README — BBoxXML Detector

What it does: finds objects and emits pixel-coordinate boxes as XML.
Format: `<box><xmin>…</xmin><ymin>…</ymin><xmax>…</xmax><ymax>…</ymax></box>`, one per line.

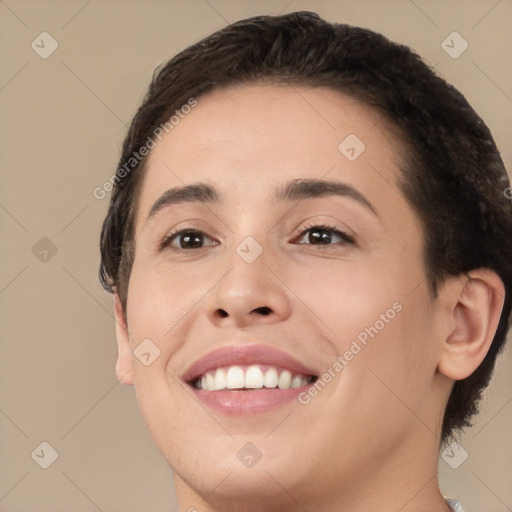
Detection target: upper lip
<box><xmin>183</xmin><ymin>344</ymin><xmax>319</xmax><ymax>384</ymax></box>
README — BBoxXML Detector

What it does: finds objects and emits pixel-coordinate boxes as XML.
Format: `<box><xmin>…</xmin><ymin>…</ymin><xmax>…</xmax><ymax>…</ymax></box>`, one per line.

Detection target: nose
<box><xmin>207</xmin><ymin>248</ymin><xmax>292</xmax><ymax>328</ymax></box>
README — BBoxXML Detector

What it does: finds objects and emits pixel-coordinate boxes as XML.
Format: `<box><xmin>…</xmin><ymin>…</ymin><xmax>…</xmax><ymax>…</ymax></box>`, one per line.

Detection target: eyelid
<box><xmin>159</xmin><ymin>226</ymin><xmax>218</xmax><ymax>251</ymax></box>
<box><xmin>290</xmin><ymin>220</ymin><xmax>356</xmax><ymax>245</ymax></box>
<box><xmin>155</xmin><ymin>217</ymin><xmax>220</xmax><ymax>248</ymax></box>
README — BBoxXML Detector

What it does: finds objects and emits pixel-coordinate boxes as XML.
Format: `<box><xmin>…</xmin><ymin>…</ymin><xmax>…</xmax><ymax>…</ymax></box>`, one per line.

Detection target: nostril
<box><xmin>253</xmin><ymin>306</ymin><xmax>272</xmax><ymax>316</ymax></box>
<box><xmin>213</xmin><ymin>306</ymin><xmax>274</xmax><ymax>321</ymax></box>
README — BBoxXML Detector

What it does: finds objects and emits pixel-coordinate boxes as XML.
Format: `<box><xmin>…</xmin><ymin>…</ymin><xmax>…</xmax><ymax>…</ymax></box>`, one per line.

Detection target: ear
<box><xmin>114</xmin><ymin>293</ymin><xmax>134</xmax><ymax>385</ymax></box>
<box><xmin>437</xmin><ymin>269</ymin><xmax>505</xmax><ymax>380</ymax></box>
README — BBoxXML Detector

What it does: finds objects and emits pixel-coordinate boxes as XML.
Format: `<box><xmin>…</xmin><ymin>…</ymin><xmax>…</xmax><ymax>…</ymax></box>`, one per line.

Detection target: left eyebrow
<box><xmin>273</xmin><ymin>178</ymin><xmax>379</xmax><ymax>216</ymax></box>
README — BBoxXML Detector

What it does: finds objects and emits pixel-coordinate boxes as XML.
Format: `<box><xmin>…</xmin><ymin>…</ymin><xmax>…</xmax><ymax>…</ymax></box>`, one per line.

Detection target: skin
<box><xmin>113</xmin><ymin>83</ymin><xmax>504</xmax><ymax>512</ymax></box>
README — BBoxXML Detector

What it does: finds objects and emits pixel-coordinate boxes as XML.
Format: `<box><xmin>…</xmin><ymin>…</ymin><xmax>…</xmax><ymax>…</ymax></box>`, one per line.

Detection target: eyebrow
<box><xmin>274</xmin><ymin>178</ymin><xmax>378</xmax><ymax>216</ymax></box>
<box><xmin>146</xmin><ymin>183</ymin><xmax>218</xmax><ymax>222</ymax></box>
<box><xmin>144</xmin><ymin>177</ymin><xmax>378</xmax><ymax>227</ymax></box>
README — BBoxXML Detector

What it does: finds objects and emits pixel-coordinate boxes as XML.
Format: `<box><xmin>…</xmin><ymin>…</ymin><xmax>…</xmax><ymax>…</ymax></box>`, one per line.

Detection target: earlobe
<box><xmin>114</xmin><ymin>293</ymin><xmax>134</xmax><ymax>385</ymax></box>
<box><xmin>437</xmin><ymin>269</ymin><xmax>505</xmax><ymax>381</ymax></box>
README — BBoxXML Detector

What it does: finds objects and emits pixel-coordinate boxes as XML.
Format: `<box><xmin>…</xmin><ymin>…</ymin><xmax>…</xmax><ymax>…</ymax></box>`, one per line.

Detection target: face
<box><xmin>116</xmin><ymin>84</ymin><xmax>450</xmax><ymax>509</ymax></box>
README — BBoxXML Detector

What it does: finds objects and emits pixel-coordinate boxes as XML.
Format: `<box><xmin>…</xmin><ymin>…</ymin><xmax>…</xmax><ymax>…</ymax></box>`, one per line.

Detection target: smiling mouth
<box><xmin>189</xmin><ymin>364</ymin><xmax>317</xmax><ymax>391</ymax></box>
<box><xmin>182</xmin><ymin>344</ymin><xmax>320</xmax><ymax>414</ymax></box>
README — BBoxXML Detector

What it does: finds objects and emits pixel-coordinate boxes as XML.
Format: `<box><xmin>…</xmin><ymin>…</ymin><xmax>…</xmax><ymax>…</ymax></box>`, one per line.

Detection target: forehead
<box><xmin>134</xmin><ymin>83</ymin><xmax>409</xmax><ymax>234</ymax></box>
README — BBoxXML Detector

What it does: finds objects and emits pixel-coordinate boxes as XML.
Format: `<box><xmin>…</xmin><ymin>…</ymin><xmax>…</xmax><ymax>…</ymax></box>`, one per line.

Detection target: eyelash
<box><xmin>291</xmin><ymin>223</ymin><xmax>355</xmax><ymax>246</ymax></box>
<box><xmin>160</xmin><ymin>223</ymin><xmax>354</xmax><ymax>251</ymax></box>
<box><xmin>160</xmin><ymin>227</ymin><xmax>218</xmax><ymax>251</ymax></box>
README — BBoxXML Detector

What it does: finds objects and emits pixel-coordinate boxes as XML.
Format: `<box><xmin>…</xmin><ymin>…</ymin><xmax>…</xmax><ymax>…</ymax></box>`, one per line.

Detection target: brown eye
<box><xmin>163</xmin><ymin>230</ymin><xmax>218</xmax><ymax>250</ymax></box>
<box><xmin>294</xmin><ymin>225</ymin><xmax>354</xmax><ymax>246</ymax></box>
<box><xmin>307</xmin><ymin>228</ymin><xmax>334</xmax><ymax>244</ymax></box>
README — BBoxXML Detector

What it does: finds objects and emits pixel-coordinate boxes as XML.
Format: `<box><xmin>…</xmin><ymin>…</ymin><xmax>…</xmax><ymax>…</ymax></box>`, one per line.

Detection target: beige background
<box><xmin>0</xmin><ymin>1</ymin><xmax>511</xmax><ymax>511</ymax></box>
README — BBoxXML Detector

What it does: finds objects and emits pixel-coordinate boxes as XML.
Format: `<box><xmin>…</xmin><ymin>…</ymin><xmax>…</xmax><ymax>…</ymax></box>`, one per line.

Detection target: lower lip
<box><xmin>188</xmin><ymin>385</ymin><xmax>311</xmax><ymax>415</ymax></box>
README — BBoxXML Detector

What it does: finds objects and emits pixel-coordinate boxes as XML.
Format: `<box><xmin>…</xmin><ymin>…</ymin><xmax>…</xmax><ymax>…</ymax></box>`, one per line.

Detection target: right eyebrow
<box><xmin>144</xmin><ymin>183</ymin><xmax>219</xmax><ymax>226</ymax></box>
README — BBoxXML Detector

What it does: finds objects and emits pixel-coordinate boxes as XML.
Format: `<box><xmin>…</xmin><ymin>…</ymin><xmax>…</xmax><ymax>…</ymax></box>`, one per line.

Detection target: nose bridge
<box><xmin>208</xmin><ymin>238</ymin><xmax>291</xmax><ymax>326</ymax></box>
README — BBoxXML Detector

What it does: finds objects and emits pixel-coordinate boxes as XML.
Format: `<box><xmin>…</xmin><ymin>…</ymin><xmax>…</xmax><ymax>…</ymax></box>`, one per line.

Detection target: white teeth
<box><xmin>196</xmin><ymin>365</ymin><xmax>311</xmax><ymax>391</ymax></box>
<box><xmin>291</xmin><ymin>374</ymin><xmax>303</xmax><ymax>389</ymax></box>
<box><xmin>226</xmin><ymin>366</ymin><xmax>245</xmax><ymax>389</ymax></box>
<box><xmin>278</xmin><ymin>370</ymin><xmax>292</xmax><ymax>390</ymax></box>
<box><xmin>245</xmin><ymin>365</ymin><xmax>264</xmax><ymax>389</ymax></box>
<box><xmin>213</xmin><ymin>368</ymin><xmax>226</xmax><ymax>390</ymax></box>
<box><xmin>263</xmin><ymin>367</ymin><xmax>278</xmax><ymax>388</ymax></box>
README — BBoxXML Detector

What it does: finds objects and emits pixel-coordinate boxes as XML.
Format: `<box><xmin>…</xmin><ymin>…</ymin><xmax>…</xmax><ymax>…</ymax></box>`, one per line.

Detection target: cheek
<box><xmin>124</xmin><ymin>261</ymin><xmax>210</xmax><ymax>445</ymax></box>
<box><xmin>357</xmin><ymin>285</ymin><xmax>439</xmax><ymax>415</ymax></box>
<box><xmin>283</xmin><ymin>259</ymin><xmax>400</xmax><ymax>346</ymax></box>
<box><xmin>127</xmin><ymin>258</ymin><xmax>206</xmax><ymax>332</ymax></box>
<box><xmin>125</xmin><ymin>258</ymin><xmax>212</xmax><ymax>386</ymax></box>
<box><xmin>285</xmin><ymin>253</ymin><xmax>434</xmax><ymax>390</ymax></box>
